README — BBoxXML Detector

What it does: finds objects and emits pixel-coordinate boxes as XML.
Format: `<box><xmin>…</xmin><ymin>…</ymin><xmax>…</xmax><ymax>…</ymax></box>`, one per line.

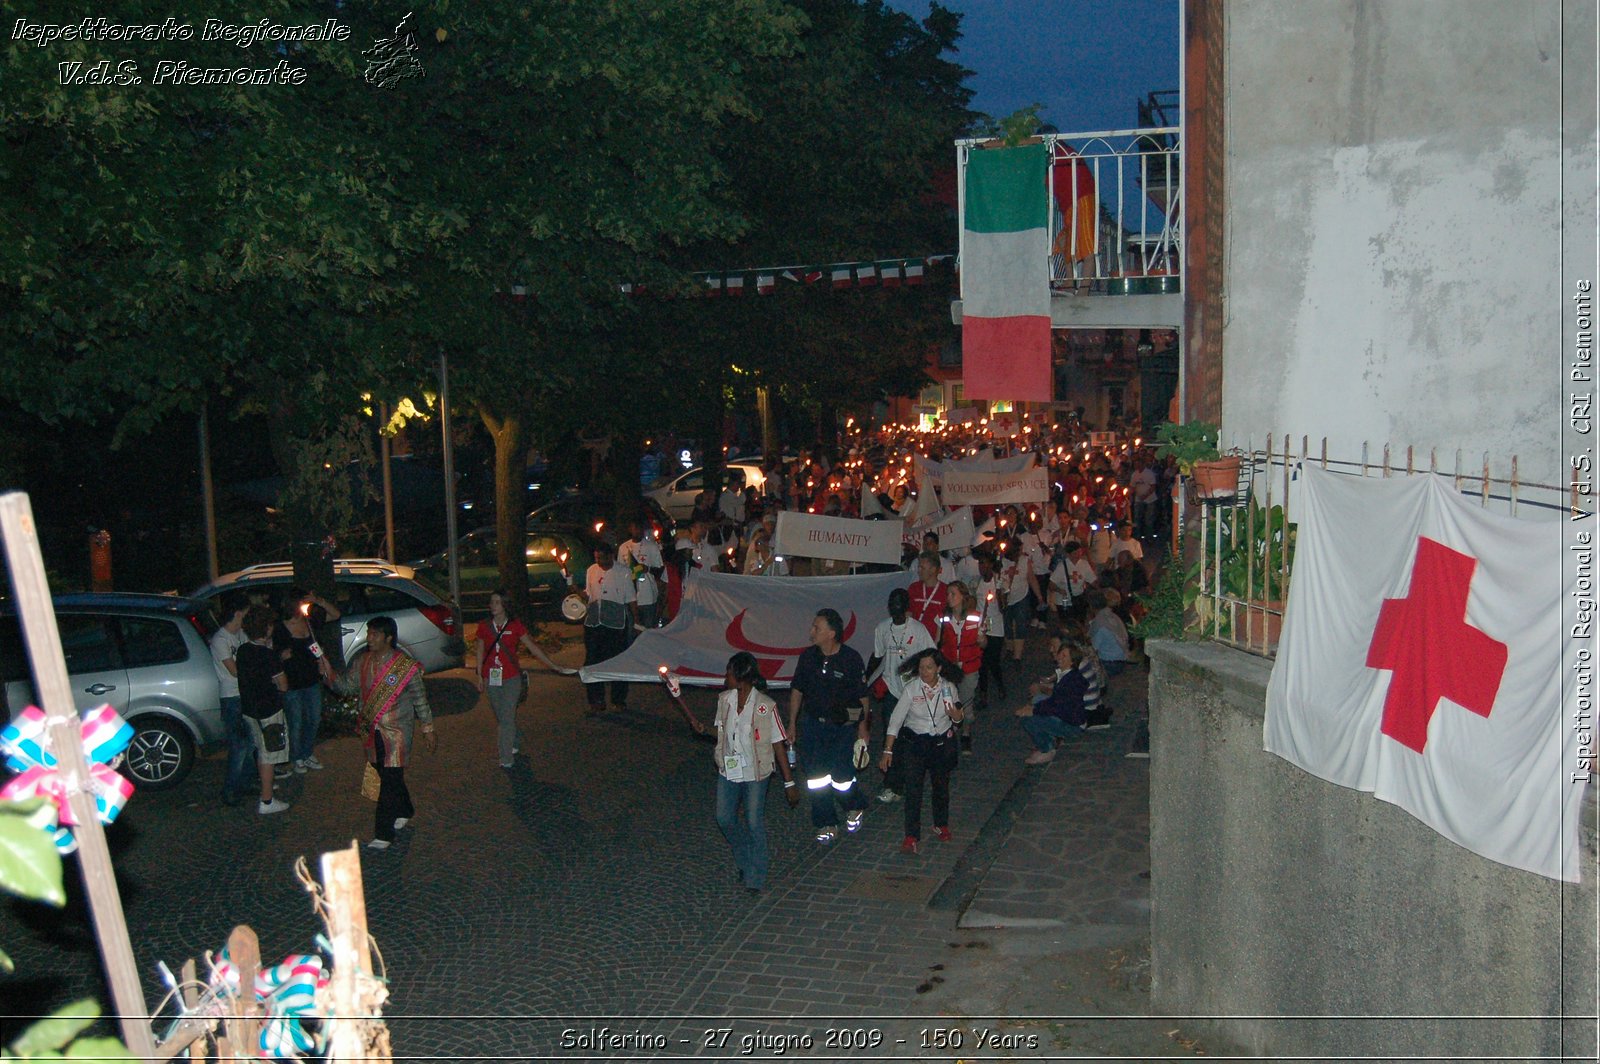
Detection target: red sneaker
<box><xmin>900</xmin><ymin>835</ymin><xmax>919</xmax><ymax>854</ymax></box>
<box><xmin>935</xmin><ymin>826</ymin><xmax>952</xmax><ymax>843</ymax></box>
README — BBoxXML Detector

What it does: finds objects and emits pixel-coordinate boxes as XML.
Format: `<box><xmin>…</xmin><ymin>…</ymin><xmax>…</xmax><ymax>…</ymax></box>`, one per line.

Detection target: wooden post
<box><xmin>0</xmin><ymin>493</ymin><xmax>159</xmax><ymax>1063</ymax></box>
<box><xmin>223</xmin><ymin>925</ymin><xmax>261</xmax><ymax>1062</ymax></box>
<box><xmin>322</xmin><ymin>843</ymin><xmax>391</xmax><ymax>1064</ymax></box>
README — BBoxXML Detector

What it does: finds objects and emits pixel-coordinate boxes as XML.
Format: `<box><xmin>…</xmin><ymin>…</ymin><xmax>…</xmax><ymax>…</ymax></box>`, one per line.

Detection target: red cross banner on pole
<box><xmin>1264</xmin><ymin>465</ymin><xmax>1584</xmax><ymax>882</ymax></box>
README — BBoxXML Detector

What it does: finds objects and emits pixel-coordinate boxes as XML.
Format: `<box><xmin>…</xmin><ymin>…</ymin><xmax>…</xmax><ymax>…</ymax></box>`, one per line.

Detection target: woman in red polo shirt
<box><xmin>937</xmin><ymin>581</ymin><xmax>985</xmax><ymax>752</ymax></box>
<box><xmin>476</xmin><ymin>589</ymin><xmax>573</xmax><ymax>768</ymax></box>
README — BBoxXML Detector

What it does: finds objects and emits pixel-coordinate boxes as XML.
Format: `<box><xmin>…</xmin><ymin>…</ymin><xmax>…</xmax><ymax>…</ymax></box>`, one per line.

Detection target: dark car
<box><xmin>1</xmin><ymin>594</ymin><xmax>222</xmax><ymax>790</ymax></box>
<box><xmin>527</xmin><ymin>492</ymin><xmax>675</xmax><ymax>544</ymax></box>
<box><xmin>409</xmin><ymin>523</ymin><xmax>602</xmax><ymax>617</ymax></box>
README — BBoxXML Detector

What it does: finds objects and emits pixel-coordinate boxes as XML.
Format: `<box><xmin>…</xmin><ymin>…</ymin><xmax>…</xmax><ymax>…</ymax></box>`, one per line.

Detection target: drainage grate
<box><xmin>841</xmin><ymin>871</ymin><xmax>943</xmax><ymax>904</ymax></box>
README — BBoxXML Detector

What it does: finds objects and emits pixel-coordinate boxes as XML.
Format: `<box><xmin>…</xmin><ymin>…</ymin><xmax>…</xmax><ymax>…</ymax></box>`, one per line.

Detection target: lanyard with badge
<box><xmin>486</xmin><ymin>621</ymin><xmax>510</xmax><ymax>687</ymax></box>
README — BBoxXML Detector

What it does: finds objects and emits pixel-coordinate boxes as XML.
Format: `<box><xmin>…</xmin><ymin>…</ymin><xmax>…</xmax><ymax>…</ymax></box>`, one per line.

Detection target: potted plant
<box><xmin>1195</xmin><ymin>498</ymin><xmax>1296</xmax><ymax>649</ymax></box>
<box><xmin>1153</xmin><ymin>420</ymin><xmax>1239</xmax><ymax>499</ymax></box>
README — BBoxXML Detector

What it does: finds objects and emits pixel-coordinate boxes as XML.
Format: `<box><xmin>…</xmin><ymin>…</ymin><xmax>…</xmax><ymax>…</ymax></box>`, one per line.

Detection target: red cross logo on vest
<box><xmin>1365</xmin><ymin>537</ymin><xmax>1508</xmax><ymax>753</ymax></box>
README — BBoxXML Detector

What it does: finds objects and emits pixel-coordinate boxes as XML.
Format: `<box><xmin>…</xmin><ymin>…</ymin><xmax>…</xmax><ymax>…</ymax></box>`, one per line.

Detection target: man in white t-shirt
<box><xmin>620</xmin><ymin>518</ymin><xmax>665</xmax><ymax>629</ymax></box>
<box><xmin>583</xmin><ymin>543</ymin><xmax>637</xmax><ymax>714</ymax></box>
<box><xmin>209</xmin><ymin>591</ymin><xmax>257</xmax><ymax>807</ymax></box>
<box><xmin>1111</xmin><ymin>523</ymin><xmax>1145</xmax><ymax>567</ymax></box>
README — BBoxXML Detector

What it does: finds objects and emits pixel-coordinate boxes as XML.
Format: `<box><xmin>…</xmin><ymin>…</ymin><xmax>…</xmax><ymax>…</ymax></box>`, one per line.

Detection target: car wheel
<box><xmin>121</xmin><ymin>716</ymin><xmax>194</xmax><ymax>790</ymax></box>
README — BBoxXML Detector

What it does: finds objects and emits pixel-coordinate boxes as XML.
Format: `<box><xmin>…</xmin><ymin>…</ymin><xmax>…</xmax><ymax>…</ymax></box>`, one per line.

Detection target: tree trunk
<box><xmin>702</xmin><ymin>362</ymin><xmax>727</xmax><ymax>497</ymax></box>
<box><xmin>480</xmin><ymin>405</ymin><xmax>529</xmax><ymax>617</ymax></box>
<box><xmin>756</xmin><ymin>385</ymin><xmax>779</xmax><ymax>459</ymax></box>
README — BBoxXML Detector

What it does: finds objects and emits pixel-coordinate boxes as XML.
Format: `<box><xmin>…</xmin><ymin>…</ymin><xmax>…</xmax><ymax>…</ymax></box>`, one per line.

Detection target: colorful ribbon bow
<box><xmin>0</xmin><ymin>705</ymin><xmax>135</xmax><ymax>854</ymax></box>
<box><xmin>208</xmin><ymin>949</ymin><xmax>331</xmax><ymax>1058</ymax></box>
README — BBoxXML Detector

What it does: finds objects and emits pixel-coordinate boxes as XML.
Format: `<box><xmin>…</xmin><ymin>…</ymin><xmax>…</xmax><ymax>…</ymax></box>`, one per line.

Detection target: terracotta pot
<box><xmin>1191</xmin><ymin>456</ymin><xmax>1240</xmax><ymax>499</ymax></box>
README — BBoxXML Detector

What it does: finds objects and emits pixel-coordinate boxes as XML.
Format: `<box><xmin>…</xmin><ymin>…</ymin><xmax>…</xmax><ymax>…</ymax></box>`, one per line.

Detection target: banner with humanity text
<box><xmin>773</xmin><ymin>510</ymin><xmax>904</xmax><ymax>565</ymax></box>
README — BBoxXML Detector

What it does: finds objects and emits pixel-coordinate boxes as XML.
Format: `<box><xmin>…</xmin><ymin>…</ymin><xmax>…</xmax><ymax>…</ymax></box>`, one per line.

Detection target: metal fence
<box><xmin>955</xmin><ymin>127</ymin><xmax>1181</xmax><ymax>291</ymax></box>
<box><xmin>1192</xmin><ymin>436</ymin><xmax>1574</xmax><ymax>658</ymax></box>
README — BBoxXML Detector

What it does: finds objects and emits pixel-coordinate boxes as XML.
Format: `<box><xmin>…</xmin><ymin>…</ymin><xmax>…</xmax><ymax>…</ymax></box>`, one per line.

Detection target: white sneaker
<box><xmin>393</xmin><ymin>817</ymin><xmax>410</xmax><ymax>831</ymax></box>
<box><xmin>366</xmin><ymin>838</ymin><xmax>391</xmax><ymax>851</ymax></box>
<box><xmin>876</xmin><ymin>789</ymin><xmax>902</xmax><ymax>804</ymax></box>
<box><xmin>815</xmin><ymin>827</ymin><xmax>839</xmax><ymax>845</ymax></box>
<box><xmin>303</xmin><ymin>756</ymin><xmax>325</xmax><ymax>771</ymax></box>
<box><xmin>258</xmin><ymin>798</ymin><xmax>291</xmax><ymax>815</ymax></box>
<box><xmin>292</xmin><ymin>760</ymin><xmax>308</xmax><ymax>774</ymax></box>
<box><xmin>845</xmin><ymin>810</ymin><xmax>865</xmax><ymax>833</ymax></box>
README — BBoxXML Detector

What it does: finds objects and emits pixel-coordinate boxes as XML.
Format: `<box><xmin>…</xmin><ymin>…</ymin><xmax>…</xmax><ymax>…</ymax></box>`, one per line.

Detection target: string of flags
<box><xmin>666</xmin><ymin>254</ymin><xmax>954</xmax><ymax>297</ymax></box>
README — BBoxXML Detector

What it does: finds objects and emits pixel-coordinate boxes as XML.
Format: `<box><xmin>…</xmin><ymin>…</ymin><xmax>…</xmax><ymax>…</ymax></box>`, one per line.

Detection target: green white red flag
<box><xmin>961</xmin><ymin>144</ymin><xmax>1052</xmax><ymax>401</ymax></box>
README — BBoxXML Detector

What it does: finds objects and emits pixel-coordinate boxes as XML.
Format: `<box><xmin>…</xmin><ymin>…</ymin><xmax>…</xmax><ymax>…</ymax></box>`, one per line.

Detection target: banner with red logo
<box><xmin>578</xmin><ymin>569</ymin><xmax>904</xmax><ymax>688</ymax></box>
<box><xmin>1264</xmin><ymin>466</ymin><xmax>1582</xmax><ymax>881</ymax></box>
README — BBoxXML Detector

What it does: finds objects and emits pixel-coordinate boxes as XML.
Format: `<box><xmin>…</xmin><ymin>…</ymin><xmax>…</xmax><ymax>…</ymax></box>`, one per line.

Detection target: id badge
<box><xmin>724</xmin><ymin>754</ymin><xmax>746</xmax><ymax>774</ymax></box>
<box><xmin>488</xmin><ymin>666</ymin><xmax>504</xmax><ymax>687</ymax></box>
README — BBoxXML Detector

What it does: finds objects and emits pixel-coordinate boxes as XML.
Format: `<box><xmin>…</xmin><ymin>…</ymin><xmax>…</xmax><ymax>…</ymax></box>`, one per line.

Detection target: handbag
<box><xmin>361</xmin><ymin>762</ymin><xmax>381</xmax><ymax>802</ymax></box>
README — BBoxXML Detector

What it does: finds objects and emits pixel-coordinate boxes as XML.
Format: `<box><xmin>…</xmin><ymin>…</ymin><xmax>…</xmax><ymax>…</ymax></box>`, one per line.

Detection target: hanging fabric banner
<box><xmin>961</xmin><ymin>143</ymin><xmax>1052</xmax><ymax>402</ymax></box>
<box><xmin>1264</xmin><ymin>466</ymin><xmax>1581</xmax><ymax>882</ymax></box>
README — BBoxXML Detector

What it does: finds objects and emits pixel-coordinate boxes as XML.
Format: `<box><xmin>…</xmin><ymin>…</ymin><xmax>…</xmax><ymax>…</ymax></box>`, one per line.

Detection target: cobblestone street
<box><xmin>2</xmin><ymin>628</ymin><xmax>1211</xmax><ymax>1061</ymax></box>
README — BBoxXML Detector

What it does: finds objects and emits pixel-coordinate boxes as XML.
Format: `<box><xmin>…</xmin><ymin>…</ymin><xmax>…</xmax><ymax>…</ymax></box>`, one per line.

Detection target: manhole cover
<box><xmin>842</xmin><ymin>871</ymin><xmax>942</xmax><ymax>904</ymax></box>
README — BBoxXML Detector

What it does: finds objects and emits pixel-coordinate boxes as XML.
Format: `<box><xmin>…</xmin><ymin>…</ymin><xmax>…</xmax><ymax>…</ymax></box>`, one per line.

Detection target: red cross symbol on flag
<box><xmin>1365</xmin><ymin>537</ymin><xmax>1509</xmax><ymax>753</ymax></box>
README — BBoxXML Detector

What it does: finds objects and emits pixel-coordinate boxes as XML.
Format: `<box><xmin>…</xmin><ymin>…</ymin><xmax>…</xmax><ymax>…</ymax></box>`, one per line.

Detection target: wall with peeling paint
<box><xmin>1219</xmin><ymin>0</ymin><xmax>1592</xmax><ymax>488</ymax></box>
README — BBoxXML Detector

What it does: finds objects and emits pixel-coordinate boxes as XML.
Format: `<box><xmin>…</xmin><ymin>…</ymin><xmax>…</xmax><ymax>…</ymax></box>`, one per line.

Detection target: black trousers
<box><xmin>977</xmin><ymin>637</ymin><xmax>1007</xmax><ymax>702</ymax></box>
<box><xmin>372</xmin><ymin>733</ymin><xmax>414</xmax><ymax>842</ymax></box>
<box><xmin>584</xmin><ymin>624</ymin><xmax>631</xmax><ymax>707</ymax></box>
<box><xmin>899</xmin><ymin>730</ymin><xmax>951</xmax><ymax>841</ymax></box>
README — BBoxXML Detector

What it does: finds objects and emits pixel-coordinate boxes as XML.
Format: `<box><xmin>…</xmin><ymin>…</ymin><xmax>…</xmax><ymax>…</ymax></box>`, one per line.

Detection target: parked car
<box><xmin>409</xmin><ymin>523</ymin><xmax>602</xmax><ymax>616</ymax></box>
<box><xmin>527</xmin><ymin>491</ymin><xmax>675</xmax><ymax>543</ymax></box>
<box><xmin>646</xmin><ymin>461</ymin><xmax>770</xmax><ymax>522</ymax></box>
<box><xmin>192</xmin><ymin>559</ymin><xmax>465</xmax><ymax>675</ymax></box>
<box><xmin>0</xmin><ymin>594</ymin><xmax>222</xmax><ymax>790</ymax></box>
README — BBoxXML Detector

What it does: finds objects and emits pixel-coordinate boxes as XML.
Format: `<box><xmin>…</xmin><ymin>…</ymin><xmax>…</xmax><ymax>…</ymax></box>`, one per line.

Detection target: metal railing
<box><xmin>1193</xmin><ymin>435</ymin><xmax>1573</xmax><ymax>658</ymax></box>
<box><xmin>955</xmin><ymin>127</ymin><xmax>1181</xmax><ymax>291</ymax></box>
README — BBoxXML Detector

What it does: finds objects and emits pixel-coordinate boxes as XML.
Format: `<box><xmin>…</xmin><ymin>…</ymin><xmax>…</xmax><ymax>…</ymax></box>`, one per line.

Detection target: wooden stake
<box><xmin>223</xmin><ymin>925</ymin><xmax>261</xmax><ymax>1062</ymax></box>
<box><xmin>322</xmin><ymin>843</ymin><xmax>391</xmax><ymax>1064</ymax></box>
<box><xmin>0</xmin><ymin>493</ymin><xmax>159</xmax><ymax>1063</ymax></box>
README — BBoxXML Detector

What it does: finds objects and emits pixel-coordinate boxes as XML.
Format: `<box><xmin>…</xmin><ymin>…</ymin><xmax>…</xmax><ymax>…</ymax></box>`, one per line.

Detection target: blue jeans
<box><xmin>715</xmin><ymin>775</ymin><xmax>771</xmax><ymax>889</ymax></box>
<box><xmin>219</xmin><ymin>696</ymin><xmax>256</xmax><ymax>801</ymax></box>
<box><xmin>283</xmin><ymin>685</ymin><xmax>323</xmax><ymax>762</ymax></box>
<box><xmin>1022</xmin><ymin>714</ymin><xmax>1084</xmax><ymax>752</ymax></box>
<box><xmin>798</xmin><ymin>717</ymin><xmax>868</xmax><ymax>829</ymax></box>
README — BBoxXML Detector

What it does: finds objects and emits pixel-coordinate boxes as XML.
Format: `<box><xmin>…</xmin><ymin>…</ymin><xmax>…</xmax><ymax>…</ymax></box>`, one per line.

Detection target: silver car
<box><xmin>191</xmin><ymin>559</ymin><xmax>465</xmax><ymax>675</ymax></box>
<box><xmin>1</xmin><ymin>594</ymin><xmax>224</xmax><ymax>790</ymax></box>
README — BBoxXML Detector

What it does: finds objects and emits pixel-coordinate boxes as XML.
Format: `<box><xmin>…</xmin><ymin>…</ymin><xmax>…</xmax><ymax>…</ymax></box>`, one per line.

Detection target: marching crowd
<box><xmin>207</xmin><ymin>418</ymin><xmax>1163</xmax><ymax>869</ymax></box>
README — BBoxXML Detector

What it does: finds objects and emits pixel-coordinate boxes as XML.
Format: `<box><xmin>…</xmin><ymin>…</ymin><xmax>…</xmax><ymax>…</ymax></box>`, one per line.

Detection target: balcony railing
<box><xmin>956</xmin><ymin>127</ymin><xmax>1181</xmax><ymax>292</ymax></box>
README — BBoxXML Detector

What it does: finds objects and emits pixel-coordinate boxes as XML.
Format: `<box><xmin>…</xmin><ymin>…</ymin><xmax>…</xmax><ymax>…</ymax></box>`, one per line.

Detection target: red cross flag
<box><xmin>1265</xmin><ymin>465</ymin><xmax>1584</xmax><ymax>881</ymax></box>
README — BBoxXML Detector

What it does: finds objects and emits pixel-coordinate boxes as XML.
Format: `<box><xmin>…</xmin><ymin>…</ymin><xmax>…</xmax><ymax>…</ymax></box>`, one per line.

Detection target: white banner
<box><xmin>1264</xmin><ymin>466</ymin><xmax>1580</xmax><ymax>881</ymax></box>
<box><xmin>939</xmin><ymin>465</ymin><xmax>1050</xmax><ymax>505</ymax></box>
<box><xmin>907</xmin><ymin>506</ymin><xmax>977</xmax><ymax>552</ymax></box>
<box><xmin>578</xmin><ymin>569</ymin><xmax>905</xmax><ymax>688</ymax></box>
<box><xmin>916</xmin><ymin>450</ymin><xmax>1036</xmax><ymax>492</ymax></box>
<box><xmin>772</xmin><ymin>510</ymin><xmax>903</xmax><ymax>565</ymax></box>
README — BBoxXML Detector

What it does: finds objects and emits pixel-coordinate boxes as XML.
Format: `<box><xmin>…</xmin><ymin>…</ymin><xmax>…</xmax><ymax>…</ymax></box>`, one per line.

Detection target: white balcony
<box><xmin>952</xmin><ymin>127</ymin><xmax>1182</xmax><ymax>330</ymax></box>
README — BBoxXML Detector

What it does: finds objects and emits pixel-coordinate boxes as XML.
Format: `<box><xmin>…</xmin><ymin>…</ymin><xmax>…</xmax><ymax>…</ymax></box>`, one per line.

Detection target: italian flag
<box><xmin>961</xmin><ymin>143</ymin><xmax>1052</xmax><ymax>402</ymax></box>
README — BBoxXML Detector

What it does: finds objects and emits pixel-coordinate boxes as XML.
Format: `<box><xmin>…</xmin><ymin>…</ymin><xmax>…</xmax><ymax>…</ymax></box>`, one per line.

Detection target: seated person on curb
<box><xmin>1014</xmin><ymin>641</ymin><xmax>1088</xmax><ymax>765</ymax></box>
<box><xmin>1087</xmin><ymin>589</ymin><xmax>1131</xmax><ymax>676</ymax></box>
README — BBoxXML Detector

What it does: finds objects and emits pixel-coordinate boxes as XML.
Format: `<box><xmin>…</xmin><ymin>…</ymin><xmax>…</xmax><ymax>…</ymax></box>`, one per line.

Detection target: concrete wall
<box><xmin>1148</xmin><ymin>639</ymin><xmax>1597</xmax><ymax>1061</ymax></box>
<box><xmin>1218</xmin><ymin>0</ymin><xmax>1594</xmax><ymax>484</ymax></box>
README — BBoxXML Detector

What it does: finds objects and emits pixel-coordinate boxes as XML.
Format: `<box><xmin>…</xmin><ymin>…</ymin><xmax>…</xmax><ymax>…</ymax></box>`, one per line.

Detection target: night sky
<box><xmin>885</xmin><ymin>0</ymin><xmax>1181</xmax><ymax>132</ymax></box>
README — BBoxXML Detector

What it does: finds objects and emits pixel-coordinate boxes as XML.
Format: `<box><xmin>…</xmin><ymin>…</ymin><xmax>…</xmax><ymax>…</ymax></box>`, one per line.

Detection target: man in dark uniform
<box><xmin>786</xmin><ymin>609</ymin><xmax>871</xmax><ymax>845</ymax></box>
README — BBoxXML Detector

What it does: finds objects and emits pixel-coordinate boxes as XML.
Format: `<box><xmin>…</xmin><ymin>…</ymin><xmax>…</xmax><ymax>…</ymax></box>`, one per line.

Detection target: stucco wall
<box><xmin>1147</xmin><ymin>639</ymin><xmax>1597</xmax><ymax>1060</ymax></box>
<box><xmin>1218</xmin><ymin>0</ymin><xmax>1593</xmax><ymax>485</ymax></box>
